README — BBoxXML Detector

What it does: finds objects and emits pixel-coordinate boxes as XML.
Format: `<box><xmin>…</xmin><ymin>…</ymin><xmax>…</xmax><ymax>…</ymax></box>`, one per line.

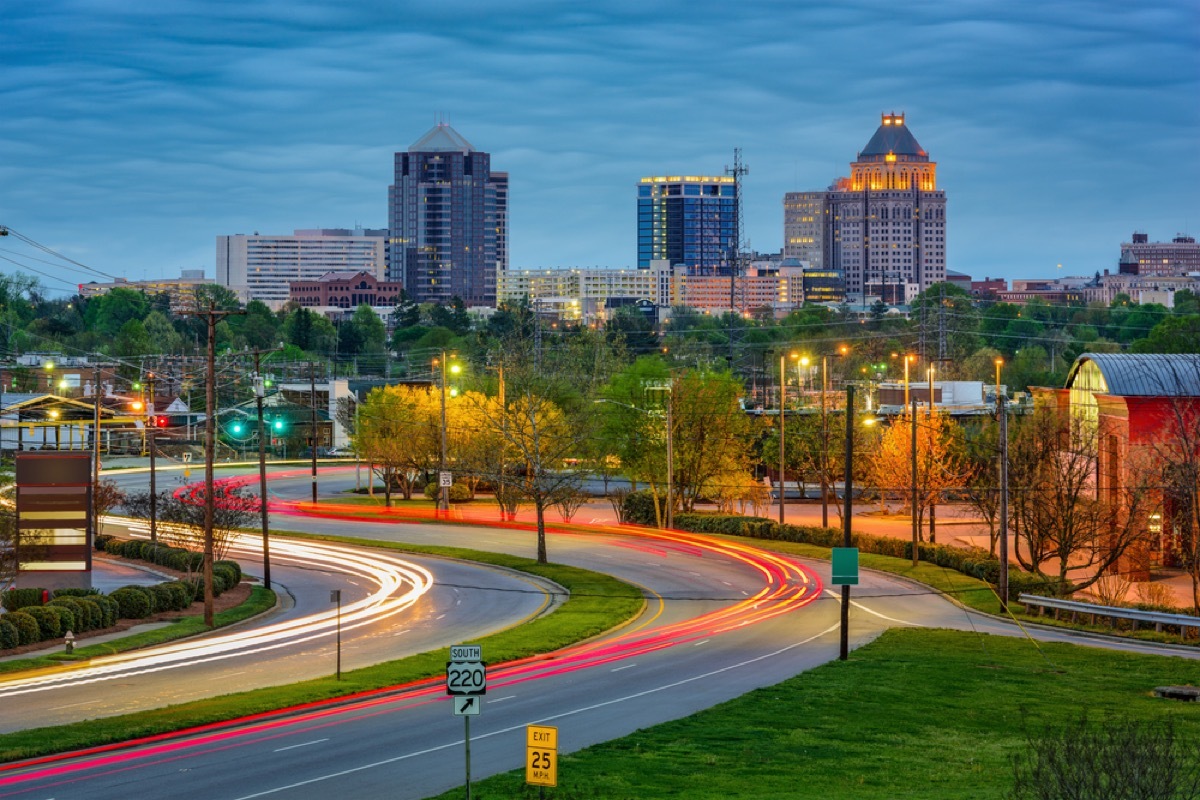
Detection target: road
<box><xmin>0</xmin><ymin>465</ymin><xmax>1196</xmax><ymax>798</ymax></box>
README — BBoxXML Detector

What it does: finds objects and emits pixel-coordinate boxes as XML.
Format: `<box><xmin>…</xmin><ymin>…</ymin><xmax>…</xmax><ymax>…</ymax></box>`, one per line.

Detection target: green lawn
<box><xmin>431</xmin><ymin>627</ymin><xmax>1200</xmax><ymax>800</ymax></box>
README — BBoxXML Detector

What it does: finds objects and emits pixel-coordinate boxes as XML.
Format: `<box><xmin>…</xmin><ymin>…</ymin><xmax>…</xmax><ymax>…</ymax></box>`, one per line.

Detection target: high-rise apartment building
<box><xmin>217</xmin><ymin>228</ymin><xmax>386</xmax><ymax>309</ymax></box>
<box><xmin>784</xmin><ymin>113</ymin><xmax>946</xmax><ymax>305</ymax></box>
<box><xmin>387</xmin><ymin>123</ymin><xmax>508</xmax><ymax>307</ymax></box>
<box><xmin>1118</xmin><ymin>232</ymin><xmax>1200</xmax><ymax>277</ymax></box>
<box><xmin>637</xmin><ymin>175</ymin><xmax>738</xmax><ymax>275</ymax></box>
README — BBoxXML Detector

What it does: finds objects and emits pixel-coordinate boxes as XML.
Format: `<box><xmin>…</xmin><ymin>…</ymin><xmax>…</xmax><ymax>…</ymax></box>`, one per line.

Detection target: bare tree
<box><xmin>1009</xmin><ymin>407</ymin><xmax>1154</xmax><ymax>593</ymax></box>
<box><xmin>126</xmin><ymin>486</ymin><xmax>256</xmax><ymax>561</ymax></box>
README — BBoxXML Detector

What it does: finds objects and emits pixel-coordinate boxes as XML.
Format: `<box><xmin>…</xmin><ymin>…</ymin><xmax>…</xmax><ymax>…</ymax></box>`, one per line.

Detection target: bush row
<box><xmin>0</xmin><ymin>541</ymin><xmax>246</xmax><ymax>651</ymax></box>
<box><xmin>618</xmin><ymin>489</ymin><xmax>1069</xmax><ymax>597</ymax></box>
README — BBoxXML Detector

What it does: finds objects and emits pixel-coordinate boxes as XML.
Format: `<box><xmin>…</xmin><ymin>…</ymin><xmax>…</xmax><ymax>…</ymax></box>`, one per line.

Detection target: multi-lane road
<box><xmin>0</xmin><ymin>465</ymin><xmax>1195</xmax><ymax>798</ymax></box>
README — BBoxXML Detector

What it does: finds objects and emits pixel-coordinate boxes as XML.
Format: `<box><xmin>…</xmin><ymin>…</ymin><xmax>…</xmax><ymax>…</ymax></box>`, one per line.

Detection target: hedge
<box><xmin>2</xmin><ymin>587</ymin><xmax>45</xmax><ymax>612</ymax></box>
<box><xmin>48</xmin><ymin>597</ymin><xmax>88</xmax><ymax>632</ymax></box>
<box><xmin>23</xmin><ymin>606</ymin><xmax>63</xmax><ymax>640</ymax></box>
<box><xmin>109</xmin><ymin>587</ymin><xmax>153</xmax><ymax>620</ymax></box>
<box><xmin>5</xmin><ymin>611</ymin><xmax>40</xmax><ymax>645</ymax></box>
<box><xmin>620</xmin><ymin>490</ymin><xmax>663</xmax><ymax>526</ymax></box>
<box><xmin>0</xmin><ymin>619</ymin><xmax>18</xmax><ymax>650</ymax></box>
<box><xmin>661</xmin><ymin>511</ymin><xmax>1073</xmax><ymax>597</ymax></box>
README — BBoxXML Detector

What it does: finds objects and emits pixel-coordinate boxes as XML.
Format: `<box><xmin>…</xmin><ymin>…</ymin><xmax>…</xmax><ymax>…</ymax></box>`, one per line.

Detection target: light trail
<box><xmin>0</xmin><ymin>535</ymin><xmax>434</xmax><ymax>698</ymax></box>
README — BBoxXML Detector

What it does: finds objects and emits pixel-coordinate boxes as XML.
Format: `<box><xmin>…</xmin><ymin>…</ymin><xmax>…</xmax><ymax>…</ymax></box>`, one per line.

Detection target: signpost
<box><xmin>526</xmin><ymin>725</ymin><xmax>558</xmax><ymax>791</ymax></box>
<box><xmin>447</xmin><ymin>645</ymin><xmax>484</xmax><ymax>800</ymax></box>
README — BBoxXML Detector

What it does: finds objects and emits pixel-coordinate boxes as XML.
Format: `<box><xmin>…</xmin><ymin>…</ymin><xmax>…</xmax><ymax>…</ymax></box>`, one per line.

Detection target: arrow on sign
<box><xmin>454</xmin><ymin>696</ymin><xmax>480</xmax><ymax>716</ymax></box>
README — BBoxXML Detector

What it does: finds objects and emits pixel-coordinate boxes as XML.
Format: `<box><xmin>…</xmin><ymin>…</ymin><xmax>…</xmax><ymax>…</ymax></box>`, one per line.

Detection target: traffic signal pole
<box><xmin>147</xmin><ymin>373</ymin><xmax>157</xmax><ymax>543</ymax></box>
<box><xmin>254</xmin><ymin>350</ymin><xmax>272</xmax><ymax>590</ymax></box>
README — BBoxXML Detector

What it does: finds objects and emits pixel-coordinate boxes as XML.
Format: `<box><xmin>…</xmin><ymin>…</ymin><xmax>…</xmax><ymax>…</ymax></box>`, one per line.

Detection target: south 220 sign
<box><xmin>446</xmin><ymin>644</ymin><xmax>486</xmax><ymax>696</ymax></box>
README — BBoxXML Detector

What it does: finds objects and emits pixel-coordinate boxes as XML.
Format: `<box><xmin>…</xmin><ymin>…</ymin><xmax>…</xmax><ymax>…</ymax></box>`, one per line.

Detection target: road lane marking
<box><xmin>274</xmin><ymin>738</ymin><xmax>329</xmax><ymax>752</ymax></box>
<box><xmin>48</xmin><ymin>701</ymin><xmax>91</xmax><ymax>710</ymax></box>
<box><xmin>610</xmin><ymin>664</ymin><xmax>636</xmax><ymax>672</ymax></box>
<box><xmin>692</xmin><ymin>640</ymin><xmax>709</xmax><ymax>647</ymax></box>
<box><xmin>230</xmin><ymin>623</ymin><xmax>841</xmax><ymax>800</ymax></box>
<box><xmin>823</xmin><ymin>589</ymin><xmax>919</xmax><ymax>626</ymax></box>
<box><xmin>489</xmin><ymin>695</ymin><xmax>516</xmax><ymax>703</ymax></box>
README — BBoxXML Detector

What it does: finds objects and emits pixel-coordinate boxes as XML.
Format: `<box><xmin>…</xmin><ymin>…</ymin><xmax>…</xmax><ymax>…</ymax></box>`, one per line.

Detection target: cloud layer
<box><xmin>1</xmin><ymin>1</ymin><xmax>1196</xmax><ymax>290</ymax></box>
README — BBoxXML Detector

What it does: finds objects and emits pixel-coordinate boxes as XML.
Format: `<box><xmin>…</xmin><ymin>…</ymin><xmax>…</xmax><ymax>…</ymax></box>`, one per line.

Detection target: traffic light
<box><xmin>229</xmin><ymin>421</ymin><xmax>246</xmax><ymax>436</ymax></box>
<box><xmin>272</xmin><ymin>418</ymin><xmax>285</xmax><ymax>433</ymax></box>
<box><xmin>154</xmin><ymin>416</ymin><xmax>169</xmax><ymax>428</ymax></box>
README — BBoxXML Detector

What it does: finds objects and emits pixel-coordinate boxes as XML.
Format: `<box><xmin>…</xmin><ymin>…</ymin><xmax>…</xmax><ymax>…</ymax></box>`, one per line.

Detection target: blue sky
<box><xmin>1</xmin><ymin>1</ymin><xmax>1196</xmax><ymax>295</ymax></box>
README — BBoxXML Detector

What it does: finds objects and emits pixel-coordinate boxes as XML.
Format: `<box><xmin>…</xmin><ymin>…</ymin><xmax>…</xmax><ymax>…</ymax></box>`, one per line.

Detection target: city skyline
<box><xmin>1</xmin><ymin>2</ymin><xmax>1197</xmax><ymax>296</ymax></box>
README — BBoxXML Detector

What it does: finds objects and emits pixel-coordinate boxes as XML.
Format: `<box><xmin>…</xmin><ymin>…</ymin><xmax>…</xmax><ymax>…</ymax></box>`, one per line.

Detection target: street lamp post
<box><xmin>996</xmin><ymin>357</ymin><xmax>1009</xmax><ymax>611</ymax></box>
<box><xmin>927</xmin><ymin>362</ymin><xmax>937</xmax><ymax>543</ymax></box>
<box><xmin>777</xmin><ymin>351</ymin><xmax>798</xmax><ymax>525</ymax></box>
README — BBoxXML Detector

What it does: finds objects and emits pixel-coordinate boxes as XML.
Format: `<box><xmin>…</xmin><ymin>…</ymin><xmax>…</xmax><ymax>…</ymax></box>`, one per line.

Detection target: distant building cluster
<box><xmin>193</xmin><ymin>114</ymin><xmax>1194</xmax><ymax>324</ymax></box>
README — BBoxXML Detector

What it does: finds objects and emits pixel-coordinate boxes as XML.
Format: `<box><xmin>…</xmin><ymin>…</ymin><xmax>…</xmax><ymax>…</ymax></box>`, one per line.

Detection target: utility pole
<box><xmin>911</xmin><ymin>395</ymin><xmax>919</xmax><ymax>567</ymax></box>
<box><xmin>998</xmin><ymin>393</ymin><xmax>1009</xmax><ymax>611</ymax></box>
<box><xmin>91</xmin><ymin>364</ymin><xmax>101</xmax><ymax>547</ymax></box>
<box><xmin>497</xmin><ymin>364</ymin><xmax>506</xmax><ymax>521</ymax></box>
<box><xmin>185</xmin><ymin>304</ymin><xmax>245</xmax><ymax>627</ymax></box>
<box><xmin>438</xmin><ymin>351</ymin><xmax>450</xmax><ymax>514</ymax></box>
<box><xmin>778</xmin><ymin>351</ymin><xmax>787</xmax><ymax>525</ymax></box>
<box><xmin>821</xmin><ymin>355</ymin><xmax>829</xmax><ymax>528</ymax></box>
<box><xmin>927</xmin><ymin>363</ymin><xmax>937</xmax><ymax>544</ymax></box>
<box><xmin>254</xmin><ymin>350</ymin><xmax>274</xmax><ymax>589</ymax></box>
<box><xmin>147</xmin><ymin>372</ymin><xmax>158</xmax><ymax>544</ymax></box>
<box><xmin>840</xmin><ymin>384</ymin><xmax>855</xmax><ymax>662</ymax></box>
<box><xmin>665</xmin><ymin>388</ymin><xmax>674</xmax><ymax>530</ymax></box>
<box><xmin>309</xmin><ymin>363</ymin><xmax>319</xmax><ymax>504</ymax></box>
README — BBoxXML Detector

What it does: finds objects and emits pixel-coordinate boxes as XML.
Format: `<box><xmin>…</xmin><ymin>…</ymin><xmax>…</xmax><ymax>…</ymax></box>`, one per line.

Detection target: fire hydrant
<box><xmin>64</xmin><ymin>630</ymin><xmax>75</xmax><ymax>654</ymax></box>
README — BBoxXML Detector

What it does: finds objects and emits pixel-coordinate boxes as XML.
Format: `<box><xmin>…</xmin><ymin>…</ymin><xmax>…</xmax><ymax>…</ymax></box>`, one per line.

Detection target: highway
<box><xmin>1</xmin><ymin>465</ymin><xmax>1196</xmax><ymax>798</ymax></box>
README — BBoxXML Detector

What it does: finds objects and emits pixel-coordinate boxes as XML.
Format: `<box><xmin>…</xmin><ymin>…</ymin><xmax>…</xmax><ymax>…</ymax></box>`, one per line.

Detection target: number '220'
<box><xmin>448</xmin><ymin>665</ymin><xmax>485</xmax><ymax>689</ymax></box>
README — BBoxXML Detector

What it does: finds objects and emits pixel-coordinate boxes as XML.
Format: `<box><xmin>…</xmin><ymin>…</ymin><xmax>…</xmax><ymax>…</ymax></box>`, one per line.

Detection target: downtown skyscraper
<box><xmin>637</xmin><ymin>175</ymin><xmax>738</xmax><ymax>276</ymax></box>
<box><xmin>785</xmin><ymin>113</ymin><xmax>946</xmax><ymax>305</ymax></box>
<box><xmin>387</xmin><ymin>123</ymin><xmax>508</xmax><ymax>307</ymax></box>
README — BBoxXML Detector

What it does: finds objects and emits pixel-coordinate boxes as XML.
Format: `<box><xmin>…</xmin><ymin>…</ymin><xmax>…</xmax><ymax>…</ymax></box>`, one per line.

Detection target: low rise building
<box><xmin>78</xmin><ymin>269</ymin><xmax>214</xmax><ymax>313</ymax></box>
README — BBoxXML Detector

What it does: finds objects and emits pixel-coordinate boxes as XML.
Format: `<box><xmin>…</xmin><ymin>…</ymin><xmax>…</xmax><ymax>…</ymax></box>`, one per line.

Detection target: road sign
<box><xmin>446</xmin><ymin>645</ymin><xmax>486</xmax><ymax>696</ymax></box>
<box><xmin>453</xmin><ymin>695</ymin><xmax>481</xmax><ymax>716</ymax></box>
<box><xmin>526</xmin><ymin>725</ymin><xmax>558</xmax><ymax>787</ymax></box>
<box><xmin>831</xmin><ymin>547</ymin><xmax>859</xmax><ymax>585</ymax></box>
<box><xmin>439</xmin><ymin>470</ymin><xmax>452</xmax><ymax>488</ymax></box>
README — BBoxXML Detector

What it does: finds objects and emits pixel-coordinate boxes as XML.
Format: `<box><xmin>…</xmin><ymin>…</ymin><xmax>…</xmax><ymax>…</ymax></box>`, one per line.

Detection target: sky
<box><xmin>1</xmin><ymin>1</ymin><xmax>1197</xmax><ymax>296</ymax></box>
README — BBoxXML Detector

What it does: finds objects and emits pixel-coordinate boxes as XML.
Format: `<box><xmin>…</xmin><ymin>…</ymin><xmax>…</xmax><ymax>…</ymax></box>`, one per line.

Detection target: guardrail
<box><xmin>1018</xmin><ymin>594</ymin><xmax>1200</xmax><ymax>635</ymax></box>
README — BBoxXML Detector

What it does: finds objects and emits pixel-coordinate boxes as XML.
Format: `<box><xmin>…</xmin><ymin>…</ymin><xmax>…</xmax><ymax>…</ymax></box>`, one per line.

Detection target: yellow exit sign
<box><xmin>526</xmin><ymin>725</ymin><xmax>558</xmax><ymax>787</ymax></box>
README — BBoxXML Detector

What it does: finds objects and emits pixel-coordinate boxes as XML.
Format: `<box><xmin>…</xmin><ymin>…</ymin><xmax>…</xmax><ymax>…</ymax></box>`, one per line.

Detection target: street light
<box><xmin>595</xmin><ymin>395</ymin><xmax>673</xmax><ymax>529</ymax></box>
<box><xmin>778</xmin><ymin>351</ymin><xmax>798</xmax><ymax>524</ymax></box>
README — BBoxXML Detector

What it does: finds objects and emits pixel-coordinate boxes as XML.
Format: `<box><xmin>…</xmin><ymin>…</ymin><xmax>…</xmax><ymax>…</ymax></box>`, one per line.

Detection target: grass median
<box><xmin>0</xmin><ymin>538</ymin><xmax>642</xmax><ymax>764</ymax></box>
<box><xmin>431</xmin><ymin>626</ymin><xmax>1200</xmax><ymax>800</ymax></box>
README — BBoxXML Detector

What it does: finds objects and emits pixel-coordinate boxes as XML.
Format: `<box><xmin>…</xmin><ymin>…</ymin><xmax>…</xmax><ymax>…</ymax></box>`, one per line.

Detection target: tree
<box><xmin>670</xmin><ymin>370</ymin><xmax>756</xmax><ymax>513</ymax></box>
<box><xmin>353</xmin><ymin>385</ymin><xmax>441</xmax><ymax>505</ymax></box>
<box><xmin>84</xmin><ymin>287</ymin><xmax>150</xmax><ymax>339</ymax></box>
<box><xmin>124</xmin><ymin>486</ymin><xmax>256</xmax><ymax>562</ymax></box>
<box><xmin>282</xmin><ymin>307</ymin><xmax>336</xmax><ymax>355</ymax></box>
<box><xmin>864</xmin><ymin>409</ymin><xmax>967</xmax><ymax>542</ymax></box>
<box><xmin>1008</xmin><ymin>407</ymin><xmax>1154</xmax><ymax>592</ymax></box>
<box><xmin>596</xmin><ymin>356</ymin><xmax>674</xmax><ymax>525</ymax></box>
<box><xmin>340</xmin><ymin>304</ymin><xmax>387</xmax><ymax>374</ymax></box>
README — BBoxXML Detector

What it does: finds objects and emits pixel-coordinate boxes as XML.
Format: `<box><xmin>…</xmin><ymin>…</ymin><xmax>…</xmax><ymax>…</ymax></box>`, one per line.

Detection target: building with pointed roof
<box><xmin>784</xmin><ymin>113</ymin><xmax>947</xmax><ymax>306</ymax></box>
<box><xmin>387</xmin><ymin>122</ymin><xmax>508</xmax><ymax>307</ymax></box>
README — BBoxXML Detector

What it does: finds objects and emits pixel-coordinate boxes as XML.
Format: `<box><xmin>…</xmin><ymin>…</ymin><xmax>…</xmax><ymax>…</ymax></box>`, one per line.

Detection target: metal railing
<box><xmin>1019</xmin><ymin>594</ymin><xmax>1200</xmax><ymax>635</ymax></box>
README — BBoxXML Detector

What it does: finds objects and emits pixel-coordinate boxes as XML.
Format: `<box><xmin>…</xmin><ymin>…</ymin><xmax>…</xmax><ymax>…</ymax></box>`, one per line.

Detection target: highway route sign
<box><xmin>446</xmin><ymin>644</ymin><xmax>486</xmax><ymax>696</ymax></box>
<box><xmin>453</xmin><ymin>696</ymin><xmax>481</xmax><ymax>716</ymax></box>
<box><xmin>526</xmin><ymin>725</ymin><xmax>558</xmax><ymax>787</ymax></box>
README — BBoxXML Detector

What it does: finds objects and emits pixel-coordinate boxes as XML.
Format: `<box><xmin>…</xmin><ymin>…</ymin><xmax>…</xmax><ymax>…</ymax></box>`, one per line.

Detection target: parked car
<box><xmin>326</xmin><ymin>447</ymin><xmax>355</xmax><ymax>458</ymax></box>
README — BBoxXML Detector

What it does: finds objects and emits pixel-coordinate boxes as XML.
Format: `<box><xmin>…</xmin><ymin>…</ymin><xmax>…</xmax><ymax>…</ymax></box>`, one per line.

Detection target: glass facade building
<box><xmin>387</xmin><ymin>124</ymin><xmax>507</xmax><ymax>307</ymax></box>
<box><xmin>637</xmin><ymin>176</ymin><xmax>737</xmax><ymax>275</ymax></box>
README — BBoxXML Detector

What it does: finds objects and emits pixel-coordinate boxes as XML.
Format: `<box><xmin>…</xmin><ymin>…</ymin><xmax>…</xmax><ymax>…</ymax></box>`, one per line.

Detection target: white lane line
<box><xmin>49</xmin><ymin>700</ymin><xmax>92</xmax><ymax>711</ymax></box>
<box><xmin>610</xmin><ymin>664</ymin><xmax>636</xmax><ymax>672</ymax></box>
<box><xmin>823</xmin><ymin>589</ymin><xmax>919</xmax><ymax>626</ymax></box>
<box><xmin>489</xmin><ymin>695</ymin><xmax>517</xmax><ymax>703</ymax></box>
<box><xmin>231</xmin><ymin>623</ymin><xmax>841</xmax><ymax>800</ymax></box>
<box><xmin>274</xmin><ymin>738</ymin><xmax>329</xmax><ymax>753</ymax></box>
<box><xmin>692</xmin><ymin>640</ymin><xmax>709</xmax><ymax>647</ymax></box>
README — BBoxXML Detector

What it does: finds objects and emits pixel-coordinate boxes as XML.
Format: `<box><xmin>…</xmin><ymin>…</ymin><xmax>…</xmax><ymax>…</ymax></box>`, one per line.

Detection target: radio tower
<box><xmin>725</xmin><ymin>148</ymin><xmax>749</xmax><ymax>370</ymax></box>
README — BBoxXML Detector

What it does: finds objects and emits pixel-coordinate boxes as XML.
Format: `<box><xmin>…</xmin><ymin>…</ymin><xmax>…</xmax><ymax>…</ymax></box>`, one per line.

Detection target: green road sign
<box><xmin>831</xmin><ymin>547</ymin><xmax>859</xmax><ymax>585</ymax></box>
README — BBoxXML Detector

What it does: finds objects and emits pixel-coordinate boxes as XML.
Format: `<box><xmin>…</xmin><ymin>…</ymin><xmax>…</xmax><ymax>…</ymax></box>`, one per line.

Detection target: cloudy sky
<box><xmin>1</xmin><ymin>1</ymin><xmax>1196</xmax><ymax>295</ymax></box>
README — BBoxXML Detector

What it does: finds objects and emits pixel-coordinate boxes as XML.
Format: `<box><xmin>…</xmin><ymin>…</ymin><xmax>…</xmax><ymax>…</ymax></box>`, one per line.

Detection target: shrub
<box><xmin>23</xmin><ymin>606</ymin><xmax>63</xmax><ymax>640</ymax></box>
<box><xmin>46</xmin><ymin>605</ymin><xmax>75</xmax><ymax>635</ymax></box>
<box><xmin>2</xmin><ymin>587</ymin><xmax>46</xmax><ymax>612</ymax></box>
<box><xmin>102</xmin><ymin>537</ymin><xmax>127</xmax><ymax>555</ymax></box>
<box><xmin>77</xmin><ymin>597</ymin><xmax>104</xmax><ymax>629</ymax></box>
<box><xmin>52</xmin><ymin>587</ymin><xmax>101</xmax><ymax>599</ymax></box>
<box><xmin>94</xmin><ymin>533</ymin><xmax>114</xmax><ymax>551</ymax></box>
<box><xmin>49</xmin><ymin>598</ymin><xmax>89</xmax><ymax>632</ymax></box>
<box><xmin>215</xmin><ymin>559</ymin><xmax>242</xmax><ymax>584</ymax></box>
<box><xmin>0</xmin><ymin>618</ymin><xmax>18</xmax><ymax>650</ymax></box>
<box><xmin>213</xmin><ymin>563</ymin><xmax>239</xmax><ymax>590</ymax></box>
<box><xmin>148</xmin><ymin>583</ymin><xmax>184</xmax><ymax>613</ymax></box>
<box><xmin>620</xmin><ymin>490</ymin><xmax>662</xmax><ymax>526</ymax></box>
<box><xmin>163</xmin><ymin>581</ymin><xmax>194</xmax><ymax>610</ymax></box>
<box><xmin>5</xmin><ymin>611</ymin><xmax>41</xmax><ymax>645</ymax></box>
<box><xmin>110</xmin><ymin>587</ymin><xmax>152</xmax><ymax>620</ymax></box>
<box><xmin>423</xmin><ymin>482</ymin><xmax>472</xmax><ymax>502</ymax></box>
<box><xmin>94</xmin><ymin>595</ymin><xmax>119</xmax><ymax>627</ymax></box>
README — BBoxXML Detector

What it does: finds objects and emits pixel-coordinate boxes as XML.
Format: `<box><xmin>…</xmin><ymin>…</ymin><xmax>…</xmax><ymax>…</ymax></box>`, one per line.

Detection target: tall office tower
<box><xmin>637</xmin><ymin>175</ymin><xmax>738</xmax><ymax>275</ymax></box>
<box><xmin>387</xmin><ymin>123</ymin><xmax>508</xmax><ymax>306</ymax></box>
<box><xmin>787</xmin><ymin>113</ymin><xmax>946</xmax><ymax>305</ymax></box>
